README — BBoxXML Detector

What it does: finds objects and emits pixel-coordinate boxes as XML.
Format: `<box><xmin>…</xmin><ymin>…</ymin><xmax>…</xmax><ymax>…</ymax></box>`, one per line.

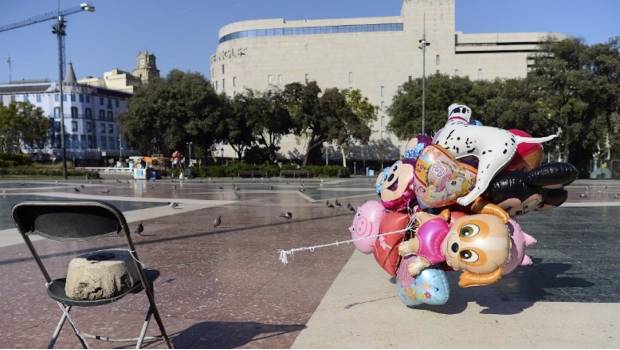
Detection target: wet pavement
<box><xmin>0</xmin><ymin>177</ymin><xmax>619</xmax><ymax>348</ymax></box>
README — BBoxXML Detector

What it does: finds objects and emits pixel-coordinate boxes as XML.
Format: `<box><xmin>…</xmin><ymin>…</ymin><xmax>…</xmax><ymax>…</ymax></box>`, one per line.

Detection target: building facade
<box><xmin>210</xmin><ymin>0</ymin><xmax>567</xmax><ymax>160</ymax></box>
<box><xmin>0</xmin><ymin>63</ymin><xmax>131</xmax><ymax>160</ymax></box>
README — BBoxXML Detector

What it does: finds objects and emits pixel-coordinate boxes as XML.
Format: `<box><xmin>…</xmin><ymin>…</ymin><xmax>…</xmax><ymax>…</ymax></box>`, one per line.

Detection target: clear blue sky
<box><xmin>1</xmin><ymin>0</ymin><xmax>618</xmax><ymax>83</ymax></box>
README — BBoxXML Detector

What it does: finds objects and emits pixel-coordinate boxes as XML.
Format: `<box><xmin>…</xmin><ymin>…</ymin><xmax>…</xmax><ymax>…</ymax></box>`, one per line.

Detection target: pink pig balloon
<box><xmin>349</xmin><ymin>200</ymin><xmax>385</xmax><ymax>254</ymax></box>
<box><xmin>503</xmin><ymin>219</ymin><xmax>537</xmax><ymax>275</ymax></box>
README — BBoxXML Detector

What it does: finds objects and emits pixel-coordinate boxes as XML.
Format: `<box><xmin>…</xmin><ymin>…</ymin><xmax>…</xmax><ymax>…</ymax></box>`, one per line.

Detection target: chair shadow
<box><xmin>416</xmin><ymin>259</ymin><xmax>595</xmax><ymax>315</ymax></box>
<box><xmin>171</xmin><ymin>321</ymin><xmax>305</xmax><ymax>349</ymax></box>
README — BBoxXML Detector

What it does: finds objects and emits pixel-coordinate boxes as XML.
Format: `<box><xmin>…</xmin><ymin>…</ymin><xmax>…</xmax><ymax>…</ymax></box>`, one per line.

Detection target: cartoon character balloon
<box><xmin>377</xmin><ymin>159</ymin><xmax>417</xmax><ymax>211</ymax></box>
<box><xmin>403</xmin><ymin>134</ymin><xmax>433</xmax><ymax>160</ymax></box>
<box><xmin>413</xmin><ymin>145</ymin><xmax>477</xmax><ymax>209</ymax></box>
<box><xmin>502</xmin><ymin>219</ymin><xmax>537</xmax><ymax>275</ymax></box>
<box><xmin>373</xmin><ymin>211</ymin><xmax>410</xmax><ymax>276</ymax></box>
<box><xmin>396</xmin><ymin>257</ymin><xmax>450</xmax><ymax>307</ymax></box>
<box><xmin>349</xmin><ymin>200</ymin><xmax>385</xmax><ymax>254</ymax></box>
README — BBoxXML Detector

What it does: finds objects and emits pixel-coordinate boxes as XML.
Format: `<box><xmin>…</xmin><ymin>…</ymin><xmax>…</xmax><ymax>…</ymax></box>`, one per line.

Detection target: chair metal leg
<box><xmin>54</xmin><ymin>302</ymin><xmax>89</xmax><ymax>349</ymax></box>
<box><xmin>141</xmin><ymin>282</ymin><xmax>173</xmax><ymax>348</ymax></box>
<box><xmin>48</xmin><ymin>306</ymin><xmax>69</xmax><ymax>348</ymax></box>
<box><xmin>136</xmin><ymin>306</ymin><xmax>153</xmax><ymax>349</ymax></box>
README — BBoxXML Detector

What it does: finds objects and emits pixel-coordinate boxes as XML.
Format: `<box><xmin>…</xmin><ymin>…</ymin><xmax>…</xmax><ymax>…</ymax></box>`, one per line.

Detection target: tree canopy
<box><xmin>0</xmin><ymin>101</ymin><xmax>51</xmax><ymax>154</ymax></box>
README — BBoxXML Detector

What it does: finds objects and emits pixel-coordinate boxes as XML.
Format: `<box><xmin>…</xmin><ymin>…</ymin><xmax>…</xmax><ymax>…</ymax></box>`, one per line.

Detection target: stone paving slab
<box><xmin>293</xmin><ymin>251</ymin><xmax>619</xmax><ymax>348</ymax></box>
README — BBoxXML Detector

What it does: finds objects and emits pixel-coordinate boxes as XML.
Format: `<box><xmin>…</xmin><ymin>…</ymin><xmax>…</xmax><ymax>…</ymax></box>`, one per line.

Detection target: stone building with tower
<box><xmin>210</xmin><ymin>0</ymin><xmax>567</xmax><ymax>161</ymax></box>
<box><xmin>0</xmin><ymin>52</ymin><xmax>160</xmax><ymax>161</ymax></box>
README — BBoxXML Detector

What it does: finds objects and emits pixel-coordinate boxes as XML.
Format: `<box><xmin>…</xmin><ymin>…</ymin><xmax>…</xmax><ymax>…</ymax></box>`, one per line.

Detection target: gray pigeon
<box><xmin>335</xmin><ymin>199</ymin><xmax>342</xmax><ymax>207</ymax></box>
<box><xmin>213</xmin><ymin>215</ymin><xmax>222</xmax><ymax>228</ymax></box>
<box><xmin>347</xmin><ymin>203</ymin><xmax>356</xmax><ymax>212</ymax></box>
<box><xmin>73</xmin><ymin>187</ymin><xmax>80</xmax><ymax>192</ymax></box>
<box><xmin>134</xmin><ymin>222</ymin><xmax>145</xmax><ymax>236</ymax></box>
<box><xmin>326</xmin><ymin>200</ymin><xmax>335</xmax><ymax>208</ymax></box>
<box><xmin>80</xmin><ymin>184</ymin><xmax>85</xmax><ymax>189</ymax></box>
<box><xmin>169</xmin><ymin>202</ymin><xmax>180</xmax><ymax>209</ymax></box>
<box><xmin>280</xmin><ymin>211</ymin><xmax>293</xmax><ymax>219</ymax></box>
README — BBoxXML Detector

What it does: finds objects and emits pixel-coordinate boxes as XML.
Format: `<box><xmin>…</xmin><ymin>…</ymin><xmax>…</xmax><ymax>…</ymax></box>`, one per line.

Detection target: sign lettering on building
<box><xmin>210</xmin><ymin>47</ymin><xmax>248</xmax><ymax>63</ymax></box>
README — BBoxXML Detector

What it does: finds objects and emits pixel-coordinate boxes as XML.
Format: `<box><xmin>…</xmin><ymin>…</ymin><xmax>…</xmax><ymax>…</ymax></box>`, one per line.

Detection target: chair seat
<box><xmin>47</xmin><ymin>269</ymin><xmax>160</xmax><ymax>307</ymax></box>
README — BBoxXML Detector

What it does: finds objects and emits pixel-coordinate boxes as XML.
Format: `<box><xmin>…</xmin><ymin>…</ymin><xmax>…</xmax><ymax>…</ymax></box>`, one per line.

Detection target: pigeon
<box><xmin>298</xmin><ymin>187</ymin><xmax>305</xmax><ymax>192</ymax></box>
<box><xmin>615</xmin><ymin>193</ymin><xmax>620</xmax><ymax>198</ymax></box>
<box><xmin>335</xmin><ymin>199</ymin><xmax>342</xmax><ymax>207</ymax></box>
<box><xmin>280</xmin><ymin>211</ymin><xmax>293</xmax><ymax>219</ymax></box>
<box><xmin>347</xmin><ymin>203</ymin><xmax>356</xmax><ymax>212</ymax></box>
<box><xmin>80</xmin><ymin>184</ymin><xmax>85</xmax><ymax>189</ymax></box>
<box><xmin>169</xmin><ymin>202</ymin><xmax>180</xmax><ymax>209</ymax></box>
<box><xmin>134</xmin><ymin>222</ymin><xmax>145</xmax><ymax>236</ymax></box>
<box><xmin>218</xmin><ymin>186</ymin><xmax>224</xmax><ymax>190</ymax></box>
<box><xmin>326</xmin><ymin>200</ymin><xmax>335</xmax><ymax>208</ymax></box>
<box><xmin>116</xmin><ymin>179</ymin><xmax>122</xmax><ymax>184</ymax></box>
<box><xmin>213</xmin><ymin>215</ymin><xmax>222</xmax><ymax>228</ymax></box>
<box><xmin>73</xmin><ymin>187</ymin><xmax>80</xmax><ymax>192</ymax></box>
<box><xmin>101</xmin><ymin>188</ymin><xmax>110</xmax><ymax>194</ymax></box>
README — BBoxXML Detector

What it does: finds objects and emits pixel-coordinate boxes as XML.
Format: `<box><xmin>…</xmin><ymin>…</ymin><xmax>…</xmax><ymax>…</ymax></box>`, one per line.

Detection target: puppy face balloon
<box><xmin>349</xmin><ymin>200</ymin><xmax>385</xmax><ymax>254</ymax></box>
<box><xmin>413</xmin><ymin>145</ymin><xmax>477</xmax><ymax>209</ymax></box>
<box><xmin>378</xmin><ymin>159</ymin><xmax>417</xmax><ymax>211</ymax></box>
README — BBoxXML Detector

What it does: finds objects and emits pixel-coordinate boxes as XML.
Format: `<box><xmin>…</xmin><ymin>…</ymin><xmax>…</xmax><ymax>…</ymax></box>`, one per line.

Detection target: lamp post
<box><xmin>418</xmin><ymin>13</ymin><xmax>430</xmax><ymax>135</ymax></box>
<box><xmin>186</xmin><ymin>141</ymin><xmax>193</xmax><ymax>167</ymax></box>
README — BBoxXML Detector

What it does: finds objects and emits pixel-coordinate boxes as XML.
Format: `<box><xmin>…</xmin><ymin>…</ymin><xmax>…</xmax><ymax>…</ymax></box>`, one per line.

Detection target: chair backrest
<box><xmin>12</xmin><ymin>201</ymin><xmax>129</xmax><ymax>241</ymax></box>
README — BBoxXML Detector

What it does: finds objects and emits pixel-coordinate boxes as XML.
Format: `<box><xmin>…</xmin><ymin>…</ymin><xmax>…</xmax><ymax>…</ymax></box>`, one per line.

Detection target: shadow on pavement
<box><xmin>417</xmin><ymin>259</ymin><xmax>595</xmax><ymax>315</ymax></box>
<box><xmin>171</xmin><ymin>321</ymin><xmax>305</xmax><ymax>348</ymax></box>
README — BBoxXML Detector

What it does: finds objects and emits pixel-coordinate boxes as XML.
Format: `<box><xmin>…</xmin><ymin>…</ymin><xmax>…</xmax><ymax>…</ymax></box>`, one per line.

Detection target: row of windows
<box><xmin>219</xmin><ymin>22</ymin><xmax>404</xmax><ymax>43</ymax></box>
<box><xmin>8</xmin><ymin>93</ymin><xmax>122</xmax><ymax>108</ymax></box>
<box><xmin>53</xmin><ymin>120</ymin><xmax>114</xmax><ymax>135</ymax></box>
<box><xmin>52</xmin><ymin>107</ymin><xmax>115</xmax><ymax>121</ymax></box>
<box><xmin>50</xmin><ymin>134</ymin><xmax>118</xmax><ymax>150</ymax></box>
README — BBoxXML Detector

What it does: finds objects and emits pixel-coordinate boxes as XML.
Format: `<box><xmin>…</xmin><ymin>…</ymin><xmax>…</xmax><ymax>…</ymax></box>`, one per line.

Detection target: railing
<box><xmin>79</xmin><ymin>167</ymin><xmax>132</xmax><ymax>176</ymax></box>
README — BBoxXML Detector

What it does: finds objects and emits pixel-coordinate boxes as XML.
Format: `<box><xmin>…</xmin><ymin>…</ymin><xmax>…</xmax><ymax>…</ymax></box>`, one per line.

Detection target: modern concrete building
<box><xmin>0</xmin><ymin>63</ymin><xmax>132</xmax><ymax>161</ymax></box>
<box><xmin>210</xmin><ymin>0</ymin><xmax>567</xmax><ymax>161</ymax></box>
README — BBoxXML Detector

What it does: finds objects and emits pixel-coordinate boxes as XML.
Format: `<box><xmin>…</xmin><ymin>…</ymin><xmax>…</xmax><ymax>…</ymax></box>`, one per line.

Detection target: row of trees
<box><xmin>120</xmin><ymin>71</ymin><xmax>377</xmax><ymax>166</ymax></box>
<box><xmin>0</xmin><ymin>102</ymin><xmax>51</xmax><ymax>154</ymax></box>
<box><xmin>388</xmin><ymin>37</ymin><xmax>620</xmax><ymax>173</ymax></box>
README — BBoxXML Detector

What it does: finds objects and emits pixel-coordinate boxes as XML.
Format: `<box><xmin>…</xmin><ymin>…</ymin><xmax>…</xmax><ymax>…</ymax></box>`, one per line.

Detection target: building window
<box><xmin>115</xmin><ymin>99</ymin><xmax>119</xmax><ymax>108</ymax></box>
<box><xmin>454</xmin><ymin>69</ymin><xmax>459</xmax><ymax>75</ymax></box>
<box><xmin>80</xmin><ymin>135</ymin><xmax>87</xmax><ymax>149</ymax></box>
<box><xmin>71</xmin><ymin>135</ymin><xmax>78</xmax><ymax>149</ymax></box>
<box><xmin>108</xmin><ymin>124</ymin><xmax>114</xmax><ymax>134</ymax></box>
<box><xmin>100</xmin><ymin>136</ymin><xmax>107</xmax><ymax>149</ymax></box>
<box><xmin>100</xmin><ymin>123</ymin><xmax>106</xmax><ymax>134</ymax></box>
<box><xmin>109</xmin><ymin>136</ymin><xmax>116</xmax><ymax>149</ymax></box>
<box><xmin>54</xmin><ymin>94</ymin><xmax>59</xmax><ymax>102</ymax></box>
<box><xmin>99</xmin><ymin>110</ymin><xmax>105</xmax><ymax>120</ymax></box>
<box><xmin>222</xmin><ymin>78</ymin><xmax>225</xmax><ymax>90</ymax></box>
<box><xmin>435</xmin><ymin>54</ymin><xmax>440</xmax><ymax>65</ymax></box>
<box><xmin>36</xmin><ymin>94</ymin><xmax>42</xmax><ymax>103</ymax></box>
<box><xmin>70</xmin><ymin>93</ymin><xmax>76</xmax><ymax>102</ymax></box>
<box><xmin>87</xmin><ymin>121</ymin><xmax>92</xmax><ymax>133</ymax></box>
<box><xmin>304</xmin><ymin>73</ymin><xmax>310</xmax><ymax>83</ymax></box>
<box><xmin>86</xmin><ymin>95</ymin><xmax>90</xmax><ymax>103</ymax></box>
<box><xmin>71</xmin><ymin>121</ymin><xmax>78</xmax><ymax>132</ymax></box>
<box><xmin>380</xmin><ymin>85</ymin><xmax>384</xmax><ymax>97</ymax></box>
<box><xmin>88</xmin><ymin>135</ymin><xmax>93</xmax><ymax>148</ymax></box>
<box><xmin>408</xmin><ymin>75</ymin><xmax>412</xmax><ymax>82</ymax></box>
<box><xmin>215</xmin><ymin>80</ymin><xmax>218</xmax><ymax>90</ymax></box>
<box><xmin>348</xmin><ymin>72</ymin><xmax>353</xmax><ymax>83</ymax></box>
<box><xmin>107</xmin><ymin>98</ymin><xmax>112</xmax><ymax>109</ymax></box>
<box><xmin>221</xmin><ymin>64</ymin><xmax>225</xmax><ymax>74</ymax></box>
<box><xmin>107</xmin><ymin>111</ymin><xmax>113</xmax><ymax>121</ymax></box>
<box><xmin>10</xmin><ymin>95</ymin><xmax>16</xmax><ymax>102</ymax></box>
<box><xmin>85</xmin><ymin>108</ymin><xmax>92</xmax><ymax>119</ymax></box>
<box><xmin>99</xmin><ymin>97</ymin><xmax>104</xmax><ymax>106</ymax></box>
<box><xmin>71</xmin><ymin>107</ymin><xmax>78</xmax><ymax>119</ymax></box>
<box><xmin>54</xmin><ymin>107</ymin><xmax>61</xmax><ymax>118</ymax></box>
<box><xmin>278</xmin><ymin>74</ymin><xmax>283</xmax><ymax>86</ymax></box>
<box><xmin>79</xmin><ymin>94</ymin><xmax>84</xmax><ymax>102</ymax></box>
<box><xmin>233</xmin><ymin>76</ymin><xmax>237</xmax><ymax>88</ymax></box>
<box><xmin>62</xmin><ymin>94</ymin><xmax>67</xmax><ymax>102</ymax></box>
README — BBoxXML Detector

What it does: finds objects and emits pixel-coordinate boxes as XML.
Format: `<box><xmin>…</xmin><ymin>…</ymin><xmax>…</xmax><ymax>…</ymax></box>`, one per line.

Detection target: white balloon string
<box><xmin>277</xmin><ymin>220</ymin><xmax>417</xmax><ymax>265</ymax></box>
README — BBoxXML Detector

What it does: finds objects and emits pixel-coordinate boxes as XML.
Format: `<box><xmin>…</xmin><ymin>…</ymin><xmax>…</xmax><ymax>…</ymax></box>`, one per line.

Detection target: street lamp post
<box><xmin>186</xmin><ymin>141</ymin><xmax>192</xmax><ymax>167</ymax></box>
<box><xmin>418</xmin><ymin>13</ymin><xmax>430</xmax><ymax>135</ymax></box>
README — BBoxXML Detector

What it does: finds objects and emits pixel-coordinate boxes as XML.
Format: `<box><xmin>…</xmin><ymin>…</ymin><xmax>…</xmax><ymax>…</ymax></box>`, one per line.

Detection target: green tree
<box><xmin>247</xmin><ymin>89</ymin><xmax>294</xmax><ymax>163</ymax></box>
<box><xmin>120</xmin><ymin>70</ymin><xmax>222</xmax><ymax>161</ymax></box>
<box><xmin>341</xmin><ymin>89</ymin><xmax>377</xmax><ymax>166</ymax></box>
<box><xmin>215</xmin><ymin>93</ymin><xmax>255</xmax><ymax>160</ymax></box>
<box><xmin>528</xmin><ymin>37</ymin><xmax>620</xmax><ymax>171</ymax></box>
<box><xmin>283</xmin><ymin>82</ymin><xmax>372</xmax><ymax>165</ymax></box>
<box><xmin>0</xmin><ymin>101</ymin><xmax>51</xmax><ymax>154</ymax></box>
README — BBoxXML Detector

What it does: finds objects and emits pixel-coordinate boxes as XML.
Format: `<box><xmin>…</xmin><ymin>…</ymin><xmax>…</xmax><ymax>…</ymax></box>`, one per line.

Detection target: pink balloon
<box><xmin>349</xmin><ymin>200</ymin><xmax>385</xmax><ymax>254</ymax></box>
<box><xmin>503</xmin><ymin>219</ymin><xmax>537</xmax><ymax>275</ymax></box>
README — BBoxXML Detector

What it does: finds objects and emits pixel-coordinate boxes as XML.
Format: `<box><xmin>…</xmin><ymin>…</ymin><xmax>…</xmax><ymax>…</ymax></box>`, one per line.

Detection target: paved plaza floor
<box><xmin>0</xmin><ymin>177</ymin><xmax>619</xmax><ymax>348</ymax></box>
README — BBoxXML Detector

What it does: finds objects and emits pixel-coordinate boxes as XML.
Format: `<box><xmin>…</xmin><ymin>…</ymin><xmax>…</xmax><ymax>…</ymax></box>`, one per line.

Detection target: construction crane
<box><xmin>0</xmin><ymin>3</ymin><xmax>95</xmax><ymax>179</ymax></box>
